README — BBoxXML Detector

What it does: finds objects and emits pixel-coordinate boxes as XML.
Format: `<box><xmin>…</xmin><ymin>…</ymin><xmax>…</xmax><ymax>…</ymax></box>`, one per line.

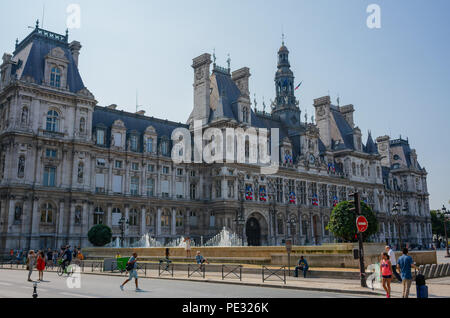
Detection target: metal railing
<box><xmin>262</xmin><ymin>266</ymin><xmax>286</xmax><ymax>284</ymax></box>
<box><xmin>222</xmin><ymin>265</ymin><xmax>242</xmax><ymax>281</ymax></box>
<box><xmin>188</xmin><ymin>263</ymin><xmax>205</xmax><ymax>278</ymax></box>
<box><xmin>158</xmin><ymin>262</ymin><xmax>174</xmax><ymax>277</ymax></box>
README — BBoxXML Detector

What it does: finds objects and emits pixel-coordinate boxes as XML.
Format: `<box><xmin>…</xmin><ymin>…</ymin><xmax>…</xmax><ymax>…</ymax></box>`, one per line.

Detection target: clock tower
<box><xmin>271</xmin><ymin>38</ymin><xmax>301</xmax><ymax>127</ymax></box>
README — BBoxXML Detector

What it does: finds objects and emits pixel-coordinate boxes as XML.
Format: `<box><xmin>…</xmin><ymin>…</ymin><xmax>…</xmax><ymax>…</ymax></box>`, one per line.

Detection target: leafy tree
<box><xmin>431</xmin><ymin>210</ymin><xmax>449</xmax><ymax>239</ymax></box>
<box><xmin>327</xmin><ymin>201</ymin><xmax>379</xmax><ymax>242</ymax></box>
<box><xmin>88</xmin><ymin>224</ymin><xmax>112</xmax><ymax>247</ymax></box>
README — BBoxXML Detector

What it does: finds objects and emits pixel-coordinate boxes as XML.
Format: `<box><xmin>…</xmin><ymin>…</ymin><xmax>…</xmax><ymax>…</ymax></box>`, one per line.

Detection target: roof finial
<box><xmin>254</xmin><ymin>94</ymin><xmax>258</xmax><ymax>112</ymax></box>
<box><xmin>15</xmin><ymin>38</ymin><xmax>19</xmax><ymax>48</ymax></box>
<box><xmin>213</xmin><ymin>48</ymin><xmax>216</xmax><ymax>66</ymax></box>
<box><xmin>226</xmin><ymin>53</ymin><xmax>231</xmax><ymax>72</ymax></box>
<box><xmin>36</xmin><ymin>19</ymin><xmax>39</xmax><ymax>29</ymax></box>
<box><xmin>66</xmin><ymin>29</ymin><xmax>69</xmax><ymax>38</ymax></box>
<box><xmin>337</xmin><ymin>94</ymin><xmax>340</xmax><ymax>106</ymax></box>
<box><xmin>282</xmin><ymin>32</ymin><xmax>285</xmax><ymax>46</ymax></box>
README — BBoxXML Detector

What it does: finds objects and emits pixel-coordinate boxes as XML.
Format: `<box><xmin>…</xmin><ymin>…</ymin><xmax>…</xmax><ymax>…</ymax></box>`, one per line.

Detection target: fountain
<box><xmin>131</xmin><ymin>233</ymin><xmax>162</xmax><ymax>248</ymax></box>
<box><xmin>204</xmin><ymin>227</ymin><xmax>244</xmax><ymax>247</ymax></box>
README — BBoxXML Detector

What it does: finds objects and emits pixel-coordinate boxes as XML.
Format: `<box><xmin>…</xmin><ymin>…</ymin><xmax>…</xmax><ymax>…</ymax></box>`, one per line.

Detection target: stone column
<box><xmin>299</xmin><ymin>214</ymin><xmax>303</xmax><ymax>236</ymax></box>
<box><xmin>140</xmin><ymin>206</ymin><xmax>146</xmax><ymax>235</ymax></box>
<box><xmin>106</xmin><ymin>204</ymin><xmax>112</xmax><ymax>228</ymax></box>
<box><xmin>81</xmin><ymin>201</ymin><xmax>88</xmax><ymax>247</ymax></box>
<box><xmin>156</xmin><ymin>208</ymin><xmax>161</xmax><ymax>236</ymax></box>
<box><xmin>185</xmin><ymin>209</ymin><xmax>190</xmax><ymax>235</ymax></box>
<box><xmin>171</xmin><ymin>208</ymin><xmax>176</xmax><ymax>236</ymax></box>
<box><xmin>69</xmin><ymin>201</ymin><xmax>76</xmax><ymax>243</ymax></box>
<box><xmin>124</xmin><ymin>205</ymin><xmax>129</xmax><ymax>237</ymax></box>
<box><xmin>30</xmin><ymin>197</ymin><xmax>40</xmax><ymax>249</ymax></box>
<box><xmin>310</xmin><ymin>214</ymin><xmax>315</xmax><ymax>240</ymax></box>
<box><xmin>7</xmin><ymin>196</ymin><xmax>15</xmax><ymax>233</ymax></box>
<box><xmin>58</xmin><ymin>200</ymin><xmax>65</xmax><ymax>236</ymax></box>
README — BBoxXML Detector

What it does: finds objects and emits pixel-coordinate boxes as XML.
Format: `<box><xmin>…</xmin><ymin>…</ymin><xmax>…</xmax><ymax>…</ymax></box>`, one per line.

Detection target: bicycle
<box><xmin>56</xmin><ymin>259</ymin><xmax>75</xmax><ymax>277</ymax></box>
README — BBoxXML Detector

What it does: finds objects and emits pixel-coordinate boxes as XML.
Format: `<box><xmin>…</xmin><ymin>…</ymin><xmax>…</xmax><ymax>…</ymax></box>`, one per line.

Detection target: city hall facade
<box><xmin>0</xmin><ymin>24</ymin><xmax>432</xmax><ymax>252</ymax></box>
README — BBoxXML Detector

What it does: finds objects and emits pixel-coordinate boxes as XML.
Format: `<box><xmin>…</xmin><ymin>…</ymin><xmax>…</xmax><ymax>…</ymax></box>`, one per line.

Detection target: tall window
<box><xmin>276</xmin><ymin>178</ymin><xmax>283</xmax><ymax>203</ymax></box>
<box><xmin>96</xmin><ymin>129</ymin><xmax>105</xmax><ymax>145</ymax></box>
<box><xmin>94</xmin><ymin>207</ymin><xmax>104</xmax><ymax>225</ymax></box>
<box><xmin>46</xmin><ymin>110</ymin><xmax>59</xmax><ymax>132</ymax></box>
<box><xmin>277</xmin><ymin>214</ymin><xmax>284</xmax><ymax>235</ymax></box>
<box><xmin>190</xmin><ymin>183</ymin><xmax>196</xmax><ymax>200</ymax></box>
<box><xmin>146</xmin><ymin>138</ymin><xmax>153</xmax><ymax>153</ymax></box>
<box><xmin>176</xmin><ymin>211</ymin><xmax>183</xmax><ymax>227</ymax></box>
<box><xmin>161</xmin><ymin>140</ymin><xmax>169</xmax><ymax>156</ymax></box>
<box><xmin>242</xmin><ymin>107</ymin><xmax>249</xmax><ymax>123</ymax></box>
<box><xmin>299</xmin><ymin>181</ymin><xmax>306</xmax><ymax>205</ymax></box>
<box><xmin>161</xmin><ymin>210</ymin><xmax>170</xmax><ymax>227</ymax></box>
<box><xmin>130</xmin><ymin>177</ymin><xmax>139</xmax><ymax>196</ymax></box>
<box><xmin>129</xmin><ymin>208</ymin><xmax>139</xmax><ymax>226</ymax></box>
<box><xmin>14</xmin><ymin>204</ymin><xmax>23</xmax><ymax>224</ymax></box>
<box><xmin>147</xmin><ymin>178</ymin><xmax>155</xmax><ymax>197</ymax></box>
<box><xmin>130</xmin><ymin>135</ymin><xmax>138</xmax><ymax>151</ymax></box>
<box><xmin>43</xmin><ymin>166</ymin><xmax>56</xmax><ymax>187</ymax></box>
<box><xmin>50</xmin><ymin>67</ymin><xmax>61</xmax><ymax>88</ymax></box>
<box><xmin>40</xmin><ymin>203</ymin><xmax>54</xmax><ymax>224</ymax></box>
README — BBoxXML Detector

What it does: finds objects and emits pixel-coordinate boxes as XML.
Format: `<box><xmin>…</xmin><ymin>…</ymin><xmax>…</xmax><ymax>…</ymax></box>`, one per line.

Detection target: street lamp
<box><xmin>118</xmin><ymin>216</ymin><xmax>129</xmax><ymax>248</ymax></box>
<box><xmin>391</xmin><ymin>202</ymin><xmax>403</xmax><ymax>250</ymax></box>
<box><xmin>235</xmin><ymin>182</ymin><xmax>246</xmax><ymax>246</ymax></box>
<box><xmin>438</xmin><ymin>205</ymin><xmax>450</xmax><ymax>258</ymax></box>
<box><xmin>286</xmin><ymin>217</ymin><xmax>296</xmax><ymax>243</ymax></box>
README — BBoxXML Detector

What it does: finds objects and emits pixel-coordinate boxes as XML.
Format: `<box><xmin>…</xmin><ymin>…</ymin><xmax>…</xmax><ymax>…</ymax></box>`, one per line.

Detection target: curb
<box><xmin>0</xmin><ymin>267</ymin><xmax>383</xmax><ymax>297</ymax></box>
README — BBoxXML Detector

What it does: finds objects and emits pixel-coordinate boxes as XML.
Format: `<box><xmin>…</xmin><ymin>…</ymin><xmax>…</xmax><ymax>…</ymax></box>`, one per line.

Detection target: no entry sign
<box><xmin>356</xmin><ymin>216</ymin><xmax>368</xmax><ymax>233</ymax></box>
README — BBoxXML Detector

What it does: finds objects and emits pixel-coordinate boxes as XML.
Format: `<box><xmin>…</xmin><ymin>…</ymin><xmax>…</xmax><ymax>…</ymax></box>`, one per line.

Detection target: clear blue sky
<box><xmin>1</xmin><ymin>0</ymin><xmax>449</xmax><ymax>210</ymax></box>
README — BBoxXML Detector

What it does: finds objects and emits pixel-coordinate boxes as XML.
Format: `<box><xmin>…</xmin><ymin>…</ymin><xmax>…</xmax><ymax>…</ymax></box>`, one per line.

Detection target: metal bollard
<box><xmin>32</xmin><ymin>282</ymin><xmax>38</xmax><ymax>298</ymax></box>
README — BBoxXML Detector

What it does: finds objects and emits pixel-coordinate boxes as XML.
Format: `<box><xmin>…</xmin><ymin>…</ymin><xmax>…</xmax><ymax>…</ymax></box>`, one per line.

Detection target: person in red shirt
<box><xmin>36</xmin><ymin>251</ymin><xmax>46</xmax><ymax>281</ymax></box>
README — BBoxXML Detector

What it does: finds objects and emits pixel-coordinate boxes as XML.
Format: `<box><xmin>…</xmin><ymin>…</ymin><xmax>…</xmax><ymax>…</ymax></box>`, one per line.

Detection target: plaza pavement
<box><xmin>1</xmin><ymin>265</ymin><xmax>449</xmax><ymax>298</ymax></box>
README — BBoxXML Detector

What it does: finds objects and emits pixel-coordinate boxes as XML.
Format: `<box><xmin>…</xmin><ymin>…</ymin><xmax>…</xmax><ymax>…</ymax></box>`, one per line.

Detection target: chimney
<box><xmin>191</xmin><ymin>53</ymin><xmax>212</xmax><ymax>126</ymax></box>
<box><xmin>232</xmin><ymin>67</ymin><xmax>251</xmax><ymax>98</ymax></box>
<box><xmin>107</xmin><ymin>104</ymin><xmax>117</xmax><ymax>110</ymax></box>
<box><xmin>339</xmin><ymin>104</ymin><xmax>355</xmax><ymax>128</ymax></box>
<box><xmin>69</xmin><ymin>41</ymin><xmax>82</xmax><ymax>67</ymax></box>
<box><xmin>136</xmin><ymin>110</ymin><xmax>146</xmax><ymax>116</ymax></box>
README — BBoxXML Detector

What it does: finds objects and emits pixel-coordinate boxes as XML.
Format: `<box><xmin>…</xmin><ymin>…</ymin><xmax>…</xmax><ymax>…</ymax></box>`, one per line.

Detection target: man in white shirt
<box><xmin>385</xmin><ymin>245</ymin><xmax>402</xmax><ymax>282</ymax></box>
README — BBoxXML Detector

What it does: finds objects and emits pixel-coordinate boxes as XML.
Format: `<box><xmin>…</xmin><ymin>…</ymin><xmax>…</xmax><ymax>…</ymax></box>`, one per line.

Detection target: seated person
<box><xmin>294</xmin><ymin>256</ymin><xmax>309</xmax><ymax>278</ymax></box>
<box><xmin>195</xmin><ymin>251</ymin><xmax>209</xmax><ymax>269</ymax></box>
<box><xmin>159</xmin><ymin>248</ymin><xmax>172</xmax><ymax>270</ymax></box>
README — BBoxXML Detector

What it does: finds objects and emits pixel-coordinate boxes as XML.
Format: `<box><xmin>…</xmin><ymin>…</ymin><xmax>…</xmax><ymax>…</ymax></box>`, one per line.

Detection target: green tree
<box><xmin>431</xmin><ymin>210</ymin><xmax>449</xmax><ymax>239</ymax></box>
<box><xmin>327</xmin><ymin>201</ymin><xmax>379</xmax><ymax>242</ymax></box>
<box><xmin>88</xmin><ymin>224</ymin><xmax>112</xmax><ymax>247</ymax></box>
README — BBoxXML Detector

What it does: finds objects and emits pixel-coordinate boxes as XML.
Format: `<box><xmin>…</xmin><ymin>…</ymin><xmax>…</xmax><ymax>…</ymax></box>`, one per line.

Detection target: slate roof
<box><xmin>365</xmin><ymin>132</ymin><xmax>378</xmax><ymax>154</ymax></box>
<box><xmin>12</xmin><ymin>28</ymin><xmax>85</xmax><ymax>93</ymax></box>
<box><xmin>330</xmin><ymin>106</ymin><xmax>355</xmax><ymax>150</ymax></box>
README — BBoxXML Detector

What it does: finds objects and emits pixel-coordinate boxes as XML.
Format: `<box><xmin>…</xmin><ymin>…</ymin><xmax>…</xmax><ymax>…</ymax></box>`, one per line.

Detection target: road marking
<box><xmin>60</xmin><ymin>292</ymin><xmax>96</xmax><ymax>298</ymax></box>
<box><xmin>0</xmin><ymin>282</ymin><xmax>12</xmax><ymax>286</ymax></box>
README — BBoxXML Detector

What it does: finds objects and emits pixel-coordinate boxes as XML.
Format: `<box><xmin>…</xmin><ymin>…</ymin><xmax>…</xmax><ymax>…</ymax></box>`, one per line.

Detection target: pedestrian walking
<box><xmin>380</xmin><ymin>252</ymin><xmax>393</xmax><ymax>298</ymax></box>
<box><xmin>26</xmin><ymin>250</ymin><xmax>36</xmax><ymax>282</ymax></box>
<box><xmin>9</xmin><ymin>249</ymin><xmax>14</xmax><ymax>261</ymax></box>
<box><xmin>397</xmin><ymin>248</ymin><xmax>416</xmax><ymax>298</ymax></box>
<box><xmin>36</xmin><ymin>251</ymin><xmax>46</xmax><ymax>281</ymax></box>
<box><xmin>120</xmin><ymin>252</ymin><xmax>141</xmax><ymax>292</ymax></box>
<box><xmin>184</xmin><ymin>237</ymin><xmax>192</xmax><ymax>258</ymax></box>
<box><xmin>385</xmin><ymin>246</ymin><xmax>402</xmax><ymax>283</ymax></box>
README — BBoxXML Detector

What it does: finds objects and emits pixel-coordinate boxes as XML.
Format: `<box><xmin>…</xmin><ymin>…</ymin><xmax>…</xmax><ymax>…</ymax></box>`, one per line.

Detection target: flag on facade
<box><xmin>312</xmin><ymin>194</ymin><xmax>319</xmax><ymax>206</ymax></box>
<box><xmin>289</xmin><ymin>192</ymin><xmax>296</xmax><ymax>204</ymax></box>
<box><xmin>333</xmin><ymin>196</ymin><xmax>339</xmax><ymax>207</ymax></box>
<box><xmin>259</xmin><ymin>187</ymin><xmax>267</xmax><ymax>202</ymax></box>
<box><xmin>245</xmin><ymin>185</ymin><xmax>253</xmax><ymax>200</ymax></box>
<box><xmin>295</xmin><ymin>81</ymin><xmax>303</xmax><ymax>91</ymax></box>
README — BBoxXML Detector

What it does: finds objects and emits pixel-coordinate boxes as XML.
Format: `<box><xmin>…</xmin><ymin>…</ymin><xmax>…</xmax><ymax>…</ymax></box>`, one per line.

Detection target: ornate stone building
<box><xmin>0</xmin><ymin>24</ymin><xmax>432</xmax><ymax>252</ymax></box>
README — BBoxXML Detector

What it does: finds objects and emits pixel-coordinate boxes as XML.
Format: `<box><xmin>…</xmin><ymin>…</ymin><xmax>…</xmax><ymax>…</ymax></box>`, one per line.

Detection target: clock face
<box><xmin>309</xmin><ymin>154</ymin><xmax>315</xmax><ymax>164</ymax></box>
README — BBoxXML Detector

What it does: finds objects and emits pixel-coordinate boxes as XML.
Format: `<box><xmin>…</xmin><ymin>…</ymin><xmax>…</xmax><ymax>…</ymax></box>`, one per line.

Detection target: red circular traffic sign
<box><xmin>356</xmin><ymin>216</ymin><xmax>368</xmax><ymax>233</ymax></box>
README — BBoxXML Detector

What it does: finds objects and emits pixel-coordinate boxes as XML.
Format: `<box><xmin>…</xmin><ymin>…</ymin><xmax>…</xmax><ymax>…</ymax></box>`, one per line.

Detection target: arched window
<box><xmin>46</xmin><ymin>110</ymin><xmax>59</xmax><ymax>132</ymax></box>
<box><xmin>50</xmin><ymin>67</ymin><xmax>61</xmax><ymax>88</ymax></box>
<box><xmin>21</xmin><ymin>106</ymin><xmax>28</xmax><ymax>125</ymax></box>
<box><xmin>352</xmin><ymin>162</ymin><xmax>356</xmax><ymax>176</ymax></box>
<box><xmin>17</xmin><ymin>155</ymin><xmax>25</xmax><ymax>178</ymax></box>
<box><xmin>360</xmin><ymin>164</ymin><xmax>364</xmax><ymax>177</ymax></box>
<box><xmin>129</xmin><ymin>208</ymin><xmax>139</xmax><ymax>226</ymax></box>
<box><xmin>242</xmin><ymin>107</ymin><xmax>249</xmax><ymax>123</ymax></box>
<box><xmin>40</xmin><ymin>203</ymin><xmax>54</xmax><ymax>224</ymax></box>
<box><xmin>79</xmin><ymin>117</ymin><xmax>85</xmax><ymax>133</ymax></box>
<box><xmin>176</xmin><ymin>211</ymin><xmax>183</xmax><ymax>227</ymax></box>
<box><xmin>161</xmin><ymin>209</ymin><xmax>170</xmax><ymax>227</ymax></box>
<box><xmin>94</xmin><ymin>207</ymin><xmax>104</xmax><ymax>225</ymax></box>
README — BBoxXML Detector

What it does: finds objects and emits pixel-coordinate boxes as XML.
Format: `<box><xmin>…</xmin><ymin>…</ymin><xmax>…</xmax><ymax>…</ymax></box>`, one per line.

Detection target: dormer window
<box><xmin>96</xmin><ymin>129</ymin><xmax>105</xmax><ymax>145</ymax></box>
<box><xmin>242</xmin><ymin>107</ymin><xmax>249</xmax><ymax>123</ymax></box>
<box><xmin>46</xmin><ymin>110</ymin><xmax>59</xmax><ymax>132</ymax></box>
<box><xmin>146</xmin><ymin>138</ymin><xmax>153</xmax><ymax>153</ymax></box>
<box><xmin>130</xmin><ymin>135</ymin><xmax>138</xmax><ymax>152</ymax></box>
<box><xmin>50</xmin><ymin>67</ymin><xmax>61</xmax><ymax>88</ymax></box>
<box><xmin>161</xmin><ymin>140</ymin><xmax>169</xmax><ymax>156</ymax></box>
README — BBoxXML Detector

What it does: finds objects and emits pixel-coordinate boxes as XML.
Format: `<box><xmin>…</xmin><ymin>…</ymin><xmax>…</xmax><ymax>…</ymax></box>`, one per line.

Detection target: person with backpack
<box><xmin>120</xmin><ymin>252</ymin><xmax>142</xmax><ymax>292</ymax></box>
<box><xmin>397</xmin><ymin>248</ymin><xmax>416</xmax><ymax>298</ymax></box>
